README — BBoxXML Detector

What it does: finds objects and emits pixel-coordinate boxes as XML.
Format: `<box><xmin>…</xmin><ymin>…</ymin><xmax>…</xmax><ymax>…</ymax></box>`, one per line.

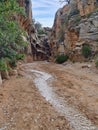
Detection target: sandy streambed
<box><xmin>31</xmin><ymin>69</ymin><xmax>98</xmax><ymax>130</ymax></box>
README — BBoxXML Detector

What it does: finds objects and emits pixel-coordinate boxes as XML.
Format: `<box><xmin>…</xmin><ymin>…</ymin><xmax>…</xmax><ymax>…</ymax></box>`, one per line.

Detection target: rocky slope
<box><xmin>50</xmin><ymin>0</ymin><xmax>98</xmax><ymax>62</ymax></box>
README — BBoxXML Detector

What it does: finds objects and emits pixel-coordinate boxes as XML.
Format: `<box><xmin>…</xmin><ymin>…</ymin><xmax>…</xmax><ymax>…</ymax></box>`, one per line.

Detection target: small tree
<box><xmin>0</xmin><ymin>0</ymin><xmax>27</xmax><ymax>70</ymax></box>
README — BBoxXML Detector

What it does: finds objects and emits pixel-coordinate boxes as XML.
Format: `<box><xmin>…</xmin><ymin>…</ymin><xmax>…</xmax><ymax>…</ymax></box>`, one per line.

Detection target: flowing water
<box><xmin>31</xmin><ymin>69</ymin><xmax>98</xmax><ymax>130</ymax></box>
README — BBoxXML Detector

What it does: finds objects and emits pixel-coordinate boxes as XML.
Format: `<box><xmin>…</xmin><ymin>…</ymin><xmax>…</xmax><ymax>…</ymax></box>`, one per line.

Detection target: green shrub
<box><xmin>82</xmin><ymin>45</ymin><xmax>91</xmax><ymax>58</ymax></box>
<box><xmin>9</xmin><ymin>53</ymin><xmax>25</xmax><ymax>67</ymax></box>
<box><xmin>55</xmin><ymin>54</ymin><xmax>69</xmax><ymax>64</ymax></box>
<box><xmin>0</xmin><ymin>0</ymin><xmax>27</xmax><ymax>69</ymax></box>
<box><xmin>16</xmin><ymin>53</ymin><xmax>25</xmax><ymax>60</ymax></box>
<box><xmin>37</xmin><ymin>29</ymin><xmax>47</xmax><ymax>35</ymax></box>
<box><xmin>0</xmin><ymin>58</ymin><xmax>8</xmax><ymax>71</ymax></box>
<box><xmin>10</xmin><ymin>58</ymin><xmax>17</xmax><ymax>67</ymax></box>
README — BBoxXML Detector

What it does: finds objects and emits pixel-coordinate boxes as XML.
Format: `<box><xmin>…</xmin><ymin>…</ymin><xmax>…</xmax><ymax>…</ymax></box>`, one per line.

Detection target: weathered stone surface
<box><xmin>77</xmin><ymin>0</ymin><xmax>97</xmax><ymax>16</ymax></box>
<box><xmin>50</xmin><ymin>0</ymin><xmax>98</xmax><ymax>61</ymax></box>
<box><xmin>1</xmin><ymin>70</ymin><xmax>9</xmax><ymax>80</ymax></box>
<box><xmin>9</xmin><ymin>69</ymin><xmax>18</xmax><ymax>76</ymax></box>
<box><xmin>79</xmin><ymin>14</ymin><xmax>98</xmax><ymax>41</ymax></box>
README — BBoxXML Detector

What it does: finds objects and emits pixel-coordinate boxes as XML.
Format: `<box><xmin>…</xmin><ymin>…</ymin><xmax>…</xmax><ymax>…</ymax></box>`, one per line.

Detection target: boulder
<box><xmin>1</xmin><ymin>70</ymin><xmax>9</xmax><ymax>80</ymax></box>
<box><xmin>9</xmin><ymin>69</ymin><xmax>18</xmax><ymax>76</ymax></box>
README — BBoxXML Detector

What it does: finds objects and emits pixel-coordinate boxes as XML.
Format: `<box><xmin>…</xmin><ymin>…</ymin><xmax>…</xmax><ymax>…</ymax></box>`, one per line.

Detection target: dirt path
<box><xmin>0</xmin><ymin>61</ymin><xmax>98</xmax><ymax>130</ymax></box>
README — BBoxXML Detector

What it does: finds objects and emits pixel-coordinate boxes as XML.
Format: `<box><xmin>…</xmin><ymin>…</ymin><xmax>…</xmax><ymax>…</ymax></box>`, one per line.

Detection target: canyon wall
<box><xmin>17</xmin><ymin>0</ymin><xmax>49</xmax><ymax>61</ymax></box>
<box><xmin>50</xmin><ymin>0</ymin><xmax>98</xmax><ymax>61</ymax></box>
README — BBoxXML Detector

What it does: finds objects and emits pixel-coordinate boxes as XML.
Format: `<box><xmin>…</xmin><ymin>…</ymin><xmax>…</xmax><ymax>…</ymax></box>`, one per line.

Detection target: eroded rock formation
<box><xmin>50</xmin><ymin>0</ymin><xmax>98</xmax><ymax>61</ymax></box>
<box><xmin>17</xmin><ymin>0</ymin><xmax>49</xmax><ymax>61</ymax></box>
<box><xmin>77</xmin><ymin>0</ymin><xmax>97</xmax><ymax>16</ymax></box>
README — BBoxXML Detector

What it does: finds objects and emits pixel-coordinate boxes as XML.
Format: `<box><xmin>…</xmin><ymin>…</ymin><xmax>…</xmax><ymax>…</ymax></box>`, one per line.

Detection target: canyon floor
<box><xmin>0</xmin><ymin>61</ymin><xmax>98</xmax><ymax>130</ymax></box>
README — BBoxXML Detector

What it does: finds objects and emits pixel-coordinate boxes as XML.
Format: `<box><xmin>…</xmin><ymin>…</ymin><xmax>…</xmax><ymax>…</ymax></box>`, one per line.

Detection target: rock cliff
<box><xmin>17</xmin><ymin>0</ymin><xmax>49</xmax><ymax>61</ymax></box>
<box><xmin>50</xmin><ymin>0</ymin><xmax>98</xmax><ymax>61</ymax></box>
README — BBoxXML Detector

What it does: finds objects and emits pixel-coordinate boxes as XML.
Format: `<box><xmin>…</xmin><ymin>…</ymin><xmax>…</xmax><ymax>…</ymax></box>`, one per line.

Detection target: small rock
<box><xmin>50</xmin><ymin>118</ymin><xmax>55</xmax><ymax>122</ymax></box>
<box><xmin>81</xmin><ymin>64</ymin><xmax>91</xmax><ymax>68</ymax></box>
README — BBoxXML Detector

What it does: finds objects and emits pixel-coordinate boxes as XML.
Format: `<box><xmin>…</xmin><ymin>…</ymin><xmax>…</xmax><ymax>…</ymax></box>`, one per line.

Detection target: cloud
<box><xmin>32</xmin><ymin>0</ymin><xmax>65</xmax><ymax>27</ymax></box>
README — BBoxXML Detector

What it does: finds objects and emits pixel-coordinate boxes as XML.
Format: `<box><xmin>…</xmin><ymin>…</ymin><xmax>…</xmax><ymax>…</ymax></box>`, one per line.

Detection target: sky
<box><xmin>32</xmin><ymin>0</ymin><xmax>65</xmax><ymax>27</ymax></box>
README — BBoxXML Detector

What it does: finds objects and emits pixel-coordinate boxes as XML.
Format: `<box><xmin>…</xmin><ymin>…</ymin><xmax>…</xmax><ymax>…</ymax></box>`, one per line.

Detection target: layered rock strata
<box><xmin>50</xmin><ymin>0</ymin><xmax>98</xmax><ymax>61</ymax></box>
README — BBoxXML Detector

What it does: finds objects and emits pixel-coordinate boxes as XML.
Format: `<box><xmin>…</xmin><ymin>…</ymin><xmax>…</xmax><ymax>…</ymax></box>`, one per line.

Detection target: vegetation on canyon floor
<box><xmin>55</xmin><ymin>54</ymin><xmax>69</xmax><ymax>64</ymax></box>
<box><xmin>82</xmin><ymin>45</ymin><xmax>92</xmax><ymax>58</ymax></box>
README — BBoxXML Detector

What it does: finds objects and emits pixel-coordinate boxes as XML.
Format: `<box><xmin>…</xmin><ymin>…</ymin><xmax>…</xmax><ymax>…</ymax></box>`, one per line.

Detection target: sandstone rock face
<box><xmin>50</xmin><ymin>0</ymin><xmax>98</xmax><ymax>61</ymax></box>
<box><xmin>77</xmin><ymin>0</ymin><xmax>97</xmax><ymax>16</ymax></box>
